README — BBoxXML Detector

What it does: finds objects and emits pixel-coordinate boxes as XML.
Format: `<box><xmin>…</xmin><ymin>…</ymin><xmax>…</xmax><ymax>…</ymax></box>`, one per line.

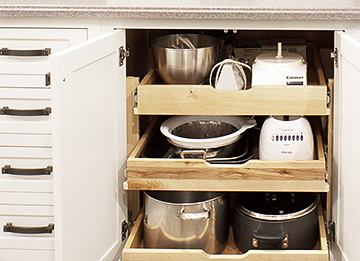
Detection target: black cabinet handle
<box><xmin>0</xmin><ymin>48</ymin><xmax>51</xmax><ymax>56</ymax></box>
<box><xmin>3</xmin><ymin>222</ymin><xmax>54</xmax><ymax>234</ymax></box>
<box><xmin>2</xmin><ymin>165</ymin><xmax>53</xmax><ymax>176</ymax></box>
<box><xmin>0</xmin><ymin>107</ymin><xmax>51</xmax><ymax>116</ymax></box>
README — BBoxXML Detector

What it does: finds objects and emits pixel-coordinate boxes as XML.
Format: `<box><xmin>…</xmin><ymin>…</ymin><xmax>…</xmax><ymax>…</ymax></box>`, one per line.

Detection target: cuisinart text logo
<box><xmin>286</xmin><ymin>76</ymin><xmax>304</xmax><ymax>80</ymax></box>
<box><xmin>281</xmin><ymin>151</ymin><xmax>293</xmax><ymax>154</ymax></box>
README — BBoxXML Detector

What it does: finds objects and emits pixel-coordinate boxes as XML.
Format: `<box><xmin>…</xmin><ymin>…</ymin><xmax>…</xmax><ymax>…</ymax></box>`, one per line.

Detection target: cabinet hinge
<box><xmin>331</xmin><ymin>48</ymin><xmax>338</xmax><ymax>68</ymax></box>
<box><xmin>45</xmin><ymin>72</ymin><xmax>51</xmax><ymax>86</ymax></box>
<box><xmin>329</xmin><ymin>221</ymin><xmax>336</xmax><ymax>242</ymax></box>
<box><xmin>121</xmin><ymin>219</ymin><xmax>132</xmax><ymax>241</ymax></box>
<box><xmin>119</xmin><ymin>46</ymin><xmax>130</xmax><ymax>67</ymax></box>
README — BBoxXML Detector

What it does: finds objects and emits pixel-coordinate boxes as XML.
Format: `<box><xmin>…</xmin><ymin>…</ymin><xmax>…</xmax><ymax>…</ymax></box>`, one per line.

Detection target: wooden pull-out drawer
<box><xmin>123</xmin><ymin>202</ymin><xmax>328</xmax><ymax>261</ymax></box>
<box><xmin>134</xmin><ymin>47</ymin><xmax>328</xmax><ymax>116</ymax></box>
<box><xmin>127</xmin><ymin>117</ymin><xmax>327</xmax><ymax>192</ymax></box>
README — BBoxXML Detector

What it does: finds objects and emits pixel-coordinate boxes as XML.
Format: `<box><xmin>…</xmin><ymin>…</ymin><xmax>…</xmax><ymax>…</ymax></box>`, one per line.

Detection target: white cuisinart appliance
<box><xmin>259</xmin><ymin>116</ymin><xmax>314</xmax><ymax>160</ymax></box>
<box><xmin>251</xmin><ymin>42</ymin><xmax>307</xmax><ymax>87</ymax></box>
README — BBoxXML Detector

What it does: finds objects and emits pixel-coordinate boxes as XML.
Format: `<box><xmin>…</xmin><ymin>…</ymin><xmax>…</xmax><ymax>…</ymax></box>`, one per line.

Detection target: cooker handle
<box><xmin>177</xmin><ymin>208</ymin><xmax>210</xmax><ymax>221</ymax></box>
<box><xmin>252</xmin><ymin>231</ymin><xmax>289</xmax><ymax>249</ymax></box>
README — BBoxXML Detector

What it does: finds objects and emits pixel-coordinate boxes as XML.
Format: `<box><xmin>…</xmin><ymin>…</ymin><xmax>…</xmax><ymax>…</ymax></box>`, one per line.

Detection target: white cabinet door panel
<box><xmin>333</xmin><ymin>31</ymin><xmax>360</xmax><ymax>261</ymax></box>
<box><xmin>51</xmin><ymin>30</ymin><xmax>127</xmax><ymax>261</ymax></box>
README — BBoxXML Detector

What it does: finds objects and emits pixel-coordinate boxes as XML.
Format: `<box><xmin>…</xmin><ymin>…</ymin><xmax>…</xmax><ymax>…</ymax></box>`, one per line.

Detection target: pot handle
<box><xmin>177</xmin><ymin>207</ymin><xmax>211</xmax><ymax>221</ymax></box>
<box><xmin>252</xmin><ymin>231</ymin><xmax>289</xmax><ymax>249</ymax></box>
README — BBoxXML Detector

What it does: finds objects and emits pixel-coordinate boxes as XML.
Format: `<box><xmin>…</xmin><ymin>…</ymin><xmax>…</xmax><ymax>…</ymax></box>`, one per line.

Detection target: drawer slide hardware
<box><xmin>0</xmin><ymin>106</ymin><xmax>51</xmax><ymax>116</ymax></box>
<box><xmin>2</xmin><ymin>165</ymin><xmax>53</xmax><ymax>176</ymax></box>
<box><xmin>0</xmin><ymin>47</ymin><xmax>51</xmax><ymax>56</ymax></box>
<box><xmin>330</xmin><ymin>48</ymin><xmax>338</xmax><ymax>68</ymax></box>
<box><xmin>121</xmin><ymin>220</ymin><xmax>132</xmax><ymax>241</ymax></box>
<box><xmin>3</xmin><ymin>222</ymin><xmax>54</xmax><ymax>234</ymax></box>
<box><xmin>119</xmin><ymin>46</ymin><xmax>130</xmax><ymax>67</ymax></box>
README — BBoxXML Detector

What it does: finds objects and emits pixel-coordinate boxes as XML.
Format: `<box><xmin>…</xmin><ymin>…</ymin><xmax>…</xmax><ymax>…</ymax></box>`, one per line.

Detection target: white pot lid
<box><xmin>160</xmin><ymin>116</ymin><xmax>256</xmax><ymax>149</ymax></box>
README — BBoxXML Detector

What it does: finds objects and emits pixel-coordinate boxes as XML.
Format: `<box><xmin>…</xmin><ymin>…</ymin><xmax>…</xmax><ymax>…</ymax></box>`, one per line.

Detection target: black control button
<box><xmin>284</xmin><ymin>135</ymin><xmax>287</xmax><ymax>141</ymax></box>
<box><xmin>276</xmin><ymin>135</ymin><xmax>279</xmax><ymax>141</ymax></box>
<box><xmin>292</xmin><ymin>135</ymin><xmax>295</xmax><ymax>141</ymax></box>
<box><xmin>301</xmin><ymin>135</ymin><xmax>304</xmax><ymax>141</ymax></box>
<box><xmin>280</xmin><ymin>135</ymin><xmax>283</xmax><ymax>141</ymax></box>
<box><xmin>296</xmin><ymin>135</ymin><xmax>299</xmax><ymax>141</ymax></box>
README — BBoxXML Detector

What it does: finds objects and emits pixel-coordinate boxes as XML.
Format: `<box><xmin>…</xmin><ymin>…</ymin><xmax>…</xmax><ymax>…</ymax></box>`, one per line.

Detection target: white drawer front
<box><xmin>0</xmin><ymin>121</ymin><xmax>52</xmax><ymax>134</ymax></box>
<box><xmin>0</xmin><ymin>192</ymin><xmax>53</xmax><ymax>205</ymax></box>
<box><xmin>0</xmin><ymin>180</ymin><xmax>53</xmax><ymax>193</ymax></box>
<box><xmin>0</xmin><ymin>216</ymin><xmax>54</xmax><ymax>239</ymax></box>
<box><xmin>0</xmin><ymin>87</ymin><xmax>51</xmax><ymax>100</ymax></box>
<box><xmin>0</xmin><ymin>99</ymin><xmax>51</xmax><ymax>110</ymax></box>
<box><xmin>0</xmin><ymin>133</ymin><xmax>52</xmax><ymax>147</ymax></box>
<box><xmin>0</xmin><ymin>205</ymin><xmax>53</xmax><ymax>216</ymax></box>
<box><xmin>0</xmin><ymin>73</ymin><xmax>50</xmax><ymax>88</ymax></box>
<box><xmin>0</xmin><ymin>159</ymin><xmax>53</xmax><ymax>183</ymax></box>
<box><xmin>0</xmin><ymin>249</ymin><xmax>54</xmax><ymax>261</ymax></box>
<box><xmin>0</xmin><ymin>237</ymin><xmax>54</xmax><ymax>250</ymax></box>
<box><xmin>0</xmin><ymin>147</ymin><xmax>52</xmax><ymax>159</ymax></box>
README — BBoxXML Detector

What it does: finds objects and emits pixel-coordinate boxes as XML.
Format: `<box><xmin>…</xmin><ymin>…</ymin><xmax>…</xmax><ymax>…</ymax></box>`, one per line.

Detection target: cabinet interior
<box><xmin>124</xmin><ymin>29</ymin><xmax>335</xmax><ymax>258</ymax></box>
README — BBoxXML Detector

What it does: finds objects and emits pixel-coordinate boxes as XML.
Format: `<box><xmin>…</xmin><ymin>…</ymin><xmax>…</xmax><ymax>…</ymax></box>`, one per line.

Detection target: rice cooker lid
<box><xmin>254</xmin><ymin>51</ymin><xmax>305</xmax><ymax>70</ymax></box>
<box><xmin>235</xmin><ymin>192</ymin><xmax>318</xmax><ymax>221</ymax></box>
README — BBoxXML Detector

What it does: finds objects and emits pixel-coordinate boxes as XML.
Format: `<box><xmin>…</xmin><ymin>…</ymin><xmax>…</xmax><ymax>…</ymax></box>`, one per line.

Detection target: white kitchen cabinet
<box><xmin>0</xmin><ymin>19</ymin><xmax>359</xmax><ymax>261</ymax></box>
<box><xmin>330</xmin><ymin>31</ymin><xmax>360</xmax><ymax>261</ymax></box>
<box><xmin>0</xmin><ymin>26</ymin><xmax>127</xmax><ymax>261</ymax></box>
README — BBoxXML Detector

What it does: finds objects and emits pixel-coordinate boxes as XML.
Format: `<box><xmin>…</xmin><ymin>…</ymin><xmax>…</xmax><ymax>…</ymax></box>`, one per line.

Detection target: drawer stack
<box><xmin>0</xmin><ymin>55</ymin><xmax>55</xmax><ymax>260</ymax></box>
<box><xmin>123</xmin><ymin>41</ymin><xmax>330</xmax><ymax>260</ymax></box>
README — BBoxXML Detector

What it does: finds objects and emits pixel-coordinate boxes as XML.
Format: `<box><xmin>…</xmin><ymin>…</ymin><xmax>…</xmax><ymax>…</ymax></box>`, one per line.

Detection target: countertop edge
<box><xmin>1</xmin><ymin>6</ymin><xmax>360</xmax><ymax>20</ymax></box>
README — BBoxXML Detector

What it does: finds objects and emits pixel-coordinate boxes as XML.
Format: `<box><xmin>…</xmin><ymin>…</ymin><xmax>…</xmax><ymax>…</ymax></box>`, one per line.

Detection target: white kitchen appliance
<box><xmin>259</xmin><ymin>116</ymin><xmax>314</xmax><ymax>160</ymax></box>
<box><xmin>209</xmin><ymin>59</ymin><xmax>251</xmax><ymax>90</ymax></box>
<box><xmin>251</xmin><ymin>42</ymin><xmax>307</xmax><ymax>87</ymax></box>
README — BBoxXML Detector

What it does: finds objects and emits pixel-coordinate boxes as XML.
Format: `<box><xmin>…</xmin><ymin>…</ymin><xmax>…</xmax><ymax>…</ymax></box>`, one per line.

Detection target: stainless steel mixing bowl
<box><xmin>151</xmin><ymin>34</ymin><xmax>219</xmax><ymax>84</ymax></box>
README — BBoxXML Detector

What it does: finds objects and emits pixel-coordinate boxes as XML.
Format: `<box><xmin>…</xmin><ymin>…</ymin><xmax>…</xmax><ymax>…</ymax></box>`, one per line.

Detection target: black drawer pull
<box><xmin>0</xmin><ymin>47</ymin><xmax>51</xmax><ymax>56</ymax></box>
<box><xmin>3</xmin><ymin>222</ymin><xmax>54</xmax><ymax>234</ymax></box>
<box><xmin>0</xmin><ymin>106</ymin><xmax>51</xmax><ymax>116</ymax></box>
<box><xmin>2</xmin><ymin>165</ymin><xmax>53</xmax><ymax>176</ymax></box>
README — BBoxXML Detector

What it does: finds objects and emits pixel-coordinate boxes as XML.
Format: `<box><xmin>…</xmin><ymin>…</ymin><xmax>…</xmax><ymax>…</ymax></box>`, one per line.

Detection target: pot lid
<box><xmin>235</xmin><ymin>192</ymin><xmax>318</xmax><ymax>221</ymax></box>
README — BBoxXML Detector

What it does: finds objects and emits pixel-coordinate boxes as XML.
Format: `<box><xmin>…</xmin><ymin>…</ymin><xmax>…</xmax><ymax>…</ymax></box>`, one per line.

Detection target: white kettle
<box><xmin>259</xmin><ymin>116</ymin><xmax>314</xmax><ymax>160</ymax></box>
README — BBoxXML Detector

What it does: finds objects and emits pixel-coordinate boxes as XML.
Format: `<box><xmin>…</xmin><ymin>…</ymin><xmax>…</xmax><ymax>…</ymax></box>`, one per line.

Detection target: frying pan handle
<box><xmin>252</xmin><ymin>231</ymin><xmax>289</xmax><ymax>249</ymax></box>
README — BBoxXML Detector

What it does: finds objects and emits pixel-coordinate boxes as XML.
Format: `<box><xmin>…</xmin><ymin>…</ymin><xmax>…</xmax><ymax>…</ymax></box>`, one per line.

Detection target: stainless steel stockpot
<box><xmin>144</xmin><ymin>191</ymin><xmax>229</xmax><ymax>254</ymax></box>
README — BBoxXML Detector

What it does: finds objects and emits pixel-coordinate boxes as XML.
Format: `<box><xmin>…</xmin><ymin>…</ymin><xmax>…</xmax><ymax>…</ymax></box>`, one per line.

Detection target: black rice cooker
<box><xmin>233</xmin><ymin>192</ymin><xmax>319</xmax><ymax>252</ymax></box>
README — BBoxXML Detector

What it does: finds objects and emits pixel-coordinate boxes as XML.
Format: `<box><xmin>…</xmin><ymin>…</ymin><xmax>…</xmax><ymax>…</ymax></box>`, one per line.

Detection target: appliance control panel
<box><xmin>270</xmin><ymin>129</ymin><xmax>305</xmax><ymax>146</ymax></box>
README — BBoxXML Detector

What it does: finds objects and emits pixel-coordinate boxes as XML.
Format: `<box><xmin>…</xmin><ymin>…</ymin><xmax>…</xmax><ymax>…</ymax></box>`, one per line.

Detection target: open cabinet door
<box><xmin>50</xmin><ymin>30</ymin><xmax>127</xmax><ymax>261</ymax></box>
<box><xmin>332</xmin><ymin>31</ymin><xmax>360</xmax><ymax>261</ymax></box>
